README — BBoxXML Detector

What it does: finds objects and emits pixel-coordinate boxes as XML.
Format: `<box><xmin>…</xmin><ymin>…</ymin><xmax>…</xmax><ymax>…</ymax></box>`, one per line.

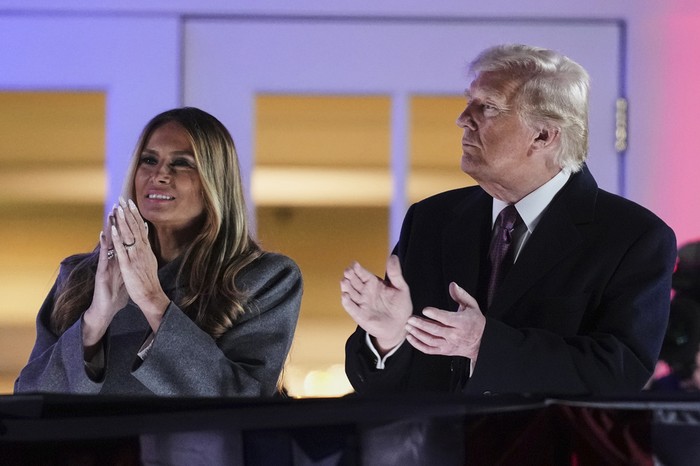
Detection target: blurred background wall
<box><xmin>1</xmin><ymin>0</ymin><xmax>699</xmax><ymax>397</ymax></box>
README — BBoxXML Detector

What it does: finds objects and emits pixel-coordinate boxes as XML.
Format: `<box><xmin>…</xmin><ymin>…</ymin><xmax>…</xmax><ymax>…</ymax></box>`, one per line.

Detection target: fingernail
<box><xmin>118</xmin><ymin>205</ymin><xmax>125</xmax><ymax>219</ymax></box>
<box><xmin>128</xmin><ymin>199</ymin><xmax>137</xmax><ymax>210</ymax></box>
<box><xmin>111</xmin><ymin>225</ymin><xmax>118</xmax><ymax>236</ymax></box>
<box><xmin>119</xmin><ymin>196</ymin><xmax>127</xmax><ymax>207</ymax></box>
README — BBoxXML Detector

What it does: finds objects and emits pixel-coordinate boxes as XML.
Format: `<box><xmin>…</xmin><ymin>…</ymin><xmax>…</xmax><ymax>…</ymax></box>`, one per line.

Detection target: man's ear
<box><xmin>533</xmin><ymin>127</ymin><xmax>560</xmax><ymax>149</ymax></box>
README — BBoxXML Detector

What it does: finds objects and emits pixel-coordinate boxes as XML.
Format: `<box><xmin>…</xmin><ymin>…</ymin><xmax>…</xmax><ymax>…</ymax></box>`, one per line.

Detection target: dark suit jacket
<box><xmin>345</xmin><ymin>167</ymin><xmax>677</xmax><ymax>396</ymax></box>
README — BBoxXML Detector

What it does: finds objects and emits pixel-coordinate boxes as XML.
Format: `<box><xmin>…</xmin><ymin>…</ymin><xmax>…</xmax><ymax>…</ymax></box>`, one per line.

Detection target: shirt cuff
<box><xmin>137</xmin><ymin>332</ymin><xmax>156</xmax><ymax>360</ymax></box>
<box><xmin>365</xmin><ymin>332</ymin><xmax>403</xmax><ymax>369</ymax></box>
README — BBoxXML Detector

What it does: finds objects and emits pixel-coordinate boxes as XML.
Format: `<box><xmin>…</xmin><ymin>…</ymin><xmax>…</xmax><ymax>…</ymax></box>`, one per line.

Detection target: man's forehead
<box><xmin>464</xmin><ymin>83</ymin><xmax>507</xmax><ymax>103</ymax></box>
<box><xmin>465</xmin><ymin>72</ymin><xmax>517</xmax><ymax>102</ymax></box>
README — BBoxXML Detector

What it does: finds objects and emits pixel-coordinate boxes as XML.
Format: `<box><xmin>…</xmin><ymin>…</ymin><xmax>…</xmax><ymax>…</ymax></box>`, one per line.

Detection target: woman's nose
<box><xmin>154</xmin><ymin>164</ymin><xmax>172</xmax><ymax>183</ymax></box>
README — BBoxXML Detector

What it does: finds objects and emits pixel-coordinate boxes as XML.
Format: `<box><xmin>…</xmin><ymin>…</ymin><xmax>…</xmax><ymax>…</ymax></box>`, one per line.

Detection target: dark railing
<box><xmin>1</xmin><ymin>392</ymin><xmax>699</xmax><ymax>465</ymax></box>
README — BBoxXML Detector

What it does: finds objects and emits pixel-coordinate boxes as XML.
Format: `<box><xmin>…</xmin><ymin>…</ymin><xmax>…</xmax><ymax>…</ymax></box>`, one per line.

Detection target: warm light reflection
<box><xmin>252</xmin><ymin>167</ymin><xmax>391</xmax><ymax>206</ymax></box>
<box><xmin>284</xmin><ymin>363</ymin><xmax>353</xmax><ymax>398</ymax></box>
<box><xmin>0</xmin><ymin>168</ymin><xmax>105</xmax><ymax>203</ymax></box>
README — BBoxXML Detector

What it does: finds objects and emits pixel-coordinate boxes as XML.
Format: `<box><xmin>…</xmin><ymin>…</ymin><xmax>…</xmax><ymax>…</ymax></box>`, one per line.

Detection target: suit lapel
<box><xmin>441</xmin><ymin>189</ymin><xmax>492</xmax><ymax>309</ymax></box>
<box><xmin>487</xmin><ymin>167</ymin><xmax>598</xmax><ymax>316</ymax></box>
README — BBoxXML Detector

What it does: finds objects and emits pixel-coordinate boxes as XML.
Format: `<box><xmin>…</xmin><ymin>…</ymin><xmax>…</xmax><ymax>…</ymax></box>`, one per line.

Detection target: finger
<box><xmin>350</xmin><ymin>262</ymin><xmax>377</xmax><ymax>284</ymax></box>
<box><xmin>408</xmin><ymin>314</ymin><xmax>448</xmax><ymax>336</ymax></box>
<box><xmin>449</xmin><ymin>282</ymin><xmax>479</xmax><ymax>311</ymax></box>
<box><xmin>125</xmin><ymin>198</ymin><xmax>148</xmax><ymax>243</ymax></box>
<box><xmin>115</xmin><ymin>208</ymin><xmax>137</xmax><ymax>250</ymax></box>
<box><xmin>115</xmin><ymin>197</ymin><xmax>139</xmax><ymax>245</ymax></box>
<box><xmin>103</xmin><ymin>208</ymin><xmax>119</xmax><ymax>247</ymax></box>
<box><xmin>343</xmin><ymin>266</ymin><xmax>368</xmax><ymax>292</ymax></box>
<box><xmin>340</xmin><ymin>278</ymin><xmax>365</xmax><ymax>303</ymax></box>
<box><xmin>420</xmin><ymin>307</ymin><xmax>462</xmax><ymax>327</ymax></box>
<box><xmin>105</xmin><ymin>224</ymin><xmax>115</xmax><ymax>250</ymax></box>
<box><xmin>111</xmin><ymin>224</ymin><xmax>129</xmax><ymax>260</ymax></box>
<box><xmin>385</xmin><ymin>255</ymin><xmax>408</xmax><ymax>290</ymax></box>
<box><xmin>103</xmin><ymin>209</ymin><xmax>117</xmax><ymax>250</ymax></box>
<box><xmin>98</xmin><ymin>231</ymin><xmax>113</xmax><ymax>267</ymax></box>
<box><xmin>406</xmin><ymin>332</ymin><xmax>441</xmax><ymax>355</ymax></box>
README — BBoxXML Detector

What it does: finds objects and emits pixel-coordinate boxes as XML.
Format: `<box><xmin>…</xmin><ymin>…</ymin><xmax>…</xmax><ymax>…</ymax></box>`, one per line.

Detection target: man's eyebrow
<box><xmin>464</xmin><ymin>88</ymin><xmax>510</xmax><ymax>110</ymax></box>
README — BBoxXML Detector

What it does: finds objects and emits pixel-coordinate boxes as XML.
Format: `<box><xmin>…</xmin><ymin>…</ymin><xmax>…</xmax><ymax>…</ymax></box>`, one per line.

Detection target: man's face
<box><xmin>456</xmin><ymin>72</ymin><xmax>539</xmax><ymax>191</ymax></box>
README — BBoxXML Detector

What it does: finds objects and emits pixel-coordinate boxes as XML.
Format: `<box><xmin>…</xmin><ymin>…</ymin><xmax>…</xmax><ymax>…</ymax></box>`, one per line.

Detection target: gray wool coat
<box><xmin>15</xmin><ymin>251</ymin><xmax>302</xmax><ymax>397</ymax></box>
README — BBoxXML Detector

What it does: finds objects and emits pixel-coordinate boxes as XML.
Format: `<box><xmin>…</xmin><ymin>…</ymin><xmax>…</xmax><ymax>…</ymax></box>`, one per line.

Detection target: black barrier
<box><xmin>1</xmin><ymin>393</ymin><xmax>699</xmax><ymax>465</ymax></box>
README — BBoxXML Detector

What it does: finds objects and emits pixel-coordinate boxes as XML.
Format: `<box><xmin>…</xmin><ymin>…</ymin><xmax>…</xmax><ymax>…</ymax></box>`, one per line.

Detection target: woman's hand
<box><xmin>82</xmin><ymin>208</ymin><xmax>129</xmax><ymax>351</ymax></box>
<box><xmin>110</xmin><ymin>197</ymin><xmax>170</xmax><ymax>332</ymax></box>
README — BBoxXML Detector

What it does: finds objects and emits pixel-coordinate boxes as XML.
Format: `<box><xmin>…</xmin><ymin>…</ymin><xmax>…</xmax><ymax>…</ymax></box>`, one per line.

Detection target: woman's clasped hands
<box><xmin>84</xmin><ymin>197</ymin><xmax>168</xmax><ymax>349</ymax></box>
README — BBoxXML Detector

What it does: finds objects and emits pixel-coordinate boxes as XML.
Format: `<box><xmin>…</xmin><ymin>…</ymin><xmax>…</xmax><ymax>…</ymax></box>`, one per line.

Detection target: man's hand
<box><xmin>340</xmin><ymin>255</ymin><xmax>412</xmax><ymax>354</ymax></box>
<box><xmin>405</xmin><ymin>282</ymin><xmax>485</xmax><ymax>361</ymax></box>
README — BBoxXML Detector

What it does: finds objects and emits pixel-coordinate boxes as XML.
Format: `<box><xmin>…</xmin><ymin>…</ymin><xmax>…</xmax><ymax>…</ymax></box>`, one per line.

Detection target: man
<box><xmin>341</xmin><ymin>44</ymin><xmax>677</xmax><ymax>396</ymax></box>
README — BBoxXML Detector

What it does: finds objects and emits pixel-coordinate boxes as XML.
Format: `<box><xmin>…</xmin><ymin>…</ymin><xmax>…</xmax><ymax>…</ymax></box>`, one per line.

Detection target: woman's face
<box><xmin>134</xmin><ymin>121</ymin><xmax>206</xmax><ymax>234</ymax></box>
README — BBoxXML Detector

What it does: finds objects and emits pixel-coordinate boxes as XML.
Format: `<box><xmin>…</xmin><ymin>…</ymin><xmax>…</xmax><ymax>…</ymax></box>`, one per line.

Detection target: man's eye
<box><xmin>483</xmin><ymin>104</ymin><xmax>499</xmax><ymax>117</ymax></box>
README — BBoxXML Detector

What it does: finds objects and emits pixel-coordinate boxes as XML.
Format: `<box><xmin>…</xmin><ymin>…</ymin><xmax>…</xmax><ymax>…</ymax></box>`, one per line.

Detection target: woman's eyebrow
<box><xmin>141</xmin><ymin>148</ymin><xmax>195</xmax><ymax>157</ymax></box>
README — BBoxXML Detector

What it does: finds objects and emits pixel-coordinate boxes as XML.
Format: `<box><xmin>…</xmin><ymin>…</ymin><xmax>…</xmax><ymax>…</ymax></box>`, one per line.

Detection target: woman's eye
<box><xmin>171</xmin><ymin>159</ymin><xmax>195</xmax><ymax>168</ymax></box>
<box><xmin>139</xmin><ymin>155</ymin><xmax>157</xmax><ymax>165</ymax></box>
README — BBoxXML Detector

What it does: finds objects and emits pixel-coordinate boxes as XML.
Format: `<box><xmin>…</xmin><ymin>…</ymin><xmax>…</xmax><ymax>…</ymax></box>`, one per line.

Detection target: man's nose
<box><xmin>456</xmin><ymin>107</ymin><xmax>477</xmax><ymax>131</ymax></box>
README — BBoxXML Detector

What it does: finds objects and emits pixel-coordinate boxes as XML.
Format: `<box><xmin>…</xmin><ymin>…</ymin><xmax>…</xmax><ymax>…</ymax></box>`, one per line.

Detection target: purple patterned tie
<box><xmin>487</xmin><ymin>205</ymin><xmax>521</xmax><ymax>308</ymax></box>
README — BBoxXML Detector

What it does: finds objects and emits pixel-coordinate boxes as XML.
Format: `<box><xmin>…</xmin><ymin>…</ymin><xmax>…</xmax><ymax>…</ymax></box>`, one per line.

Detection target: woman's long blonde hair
<box><xmin>51</xmin><ymin>107</ymin><xmax>261</xmax><ymax>338</ymax></box>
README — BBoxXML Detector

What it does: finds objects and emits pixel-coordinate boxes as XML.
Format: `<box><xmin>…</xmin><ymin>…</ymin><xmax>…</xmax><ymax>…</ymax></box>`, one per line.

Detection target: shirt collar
<box><xmin>492</xmin><ymin>169</ymin><xmax>571</xmax><ymax>233</ymax></box>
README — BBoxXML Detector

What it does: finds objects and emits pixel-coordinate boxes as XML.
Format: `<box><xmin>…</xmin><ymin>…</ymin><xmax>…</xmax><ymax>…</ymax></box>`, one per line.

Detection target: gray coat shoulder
<box><xmin>235</xmin><ymin>252</ymin><xmax>303</xmax><ymax>321</ymax></box>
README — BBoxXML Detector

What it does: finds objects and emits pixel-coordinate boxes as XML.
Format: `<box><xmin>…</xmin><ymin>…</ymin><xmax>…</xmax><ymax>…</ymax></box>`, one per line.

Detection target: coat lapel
<box><xmin>441</xmin><ymin>188</ymin><xmax>493</xmax><ymax>310</ymax></box>
<box><xmin>487</xmin><ymin>166</ymin><xmax>598</xmax><ymax>317</ymax></box>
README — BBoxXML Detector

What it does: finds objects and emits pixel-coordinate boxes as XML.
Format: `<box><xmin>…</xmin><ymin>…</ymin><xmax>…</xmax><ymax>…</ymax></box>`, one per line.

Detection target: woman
<box><xmin>15</xmin><ymin>107</ymin><xmax>302</xmax><ymax>397</ymax></box>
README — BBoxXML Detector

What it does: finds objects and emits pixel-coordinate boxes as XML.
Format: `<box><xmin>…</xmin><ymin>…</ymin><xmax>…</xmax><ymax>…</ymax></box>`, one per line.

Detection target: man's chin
<box><xmin>461</xmin><ymin>155</ymin><xmax>480</xmax><ymax>175</ymax></box>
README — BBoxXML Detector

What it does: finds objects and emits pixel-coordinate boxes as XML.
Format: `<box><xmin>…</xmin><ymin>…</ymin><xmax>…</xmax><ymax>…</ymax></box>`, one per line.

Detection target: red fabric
<box><xmin>464</xmin><ymin>404</ymin><xmax>653</xmax><ymax>465</ymax></box>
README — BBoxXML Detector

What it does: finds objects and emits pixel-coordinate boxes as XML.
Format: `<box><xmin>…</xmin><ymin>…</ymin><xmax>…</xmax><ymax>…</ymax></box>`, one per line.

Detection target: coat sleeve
<box><xmin>14</xmin><ymin>265</ymin><xmax>103</xmax><ymax>394</ymax></box>
<box><xmin>345</xmin><ymin>204</ymin><xmax>456</xmax><ymax>394</ymax></box>
<box><xmin>132</xmin><ymin>253</ymin><xmax>302</xmax><ymax>397</ymax></box>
